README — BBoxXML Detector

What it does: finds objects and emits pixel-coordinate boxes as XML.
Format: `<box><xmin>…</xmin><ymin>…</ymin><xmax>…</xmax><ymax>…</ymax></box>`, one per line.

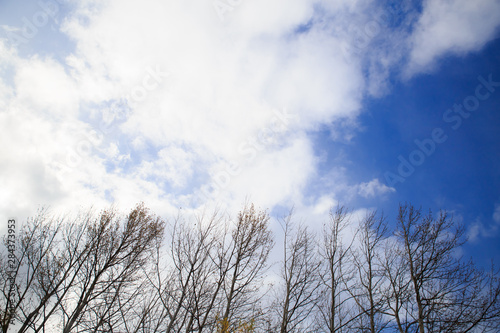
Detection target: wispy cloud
<box><xmin>357</xmin><ymin>178</ymin><xmax>395</xmax><ymax>199</ymax></box>
<box><xmin>468</xmin><ymin>203</ymin><xmax>500</xmax><ymax>242</ymax></box>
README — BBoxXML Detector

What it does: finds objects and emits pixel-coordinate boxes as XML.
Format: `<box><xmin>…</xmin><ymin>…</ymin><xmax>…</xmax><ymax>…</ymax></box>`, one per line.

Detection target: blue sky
<box><xmin>322</xmin><ymin>38</ymin><xmax>500</xmax><ymax>266</ymax></box>
<box><xmin>1</xmin><ymin>0</ymin><xmax>500</xmax><ymax>267</ymax></box>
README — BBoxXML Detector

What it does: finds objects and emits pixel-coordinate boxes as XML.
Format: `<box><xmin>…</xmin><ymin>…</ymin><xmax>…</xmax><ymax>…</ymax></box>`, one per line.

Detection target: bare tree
<box><xmin>141</xmin><ymin>204</ymin><xmax>273</xmax><ymax>333</ymax></box>
<box><xmin>350</xmin><ymin>211</ymin><xmax>389</xmax><ymax>333</ymax></box>
<box><xmin>0</xmin><ymin>204</ymin><xmax>164</xmax><ymax>333</ymax></box>
<box><xmin>218</xmin><ymin>203</ymin><xmax>274</xmax><ymax>331</ymax></box>
<box><xmin>380</xmin><ymin>235</ymin><xmax>411</xmax><ymax>333</ymax></box>
<box><xmin>0</xmin><ymin>209</ymin><xmax>91</xmax><ymax>333</ymax></box>
<box><xmin>51</xmin><ymin>204</ymin><xmax>164</xmax><ymax>333</ymax></box>
<box><xmin>391</xmin><ymin>203</ymin><xmax>500</xmax><ymax>332</ymax></box>
<box><xmin>316</xmin><ymin>205</ymin><xmax>357</xmax><ymax>332</ymax></box>
<box><xmin>56</xmin><ymin>204</ymin><xmax>164</xmax><ymax>333</ymax></box>
<box><xmin>154</xmin><ymin>210</ymin><xmax>224</xmax><ymax>332</ymax></box>
<box><xmin>1</xmin><ymin>209</ymin><xmax>64</xmax><ymax>333</ymax></box>
<box><xmin>273</xmin><ymin>210</ymin><xmax>322</xmax><ymax>333</ymax></box>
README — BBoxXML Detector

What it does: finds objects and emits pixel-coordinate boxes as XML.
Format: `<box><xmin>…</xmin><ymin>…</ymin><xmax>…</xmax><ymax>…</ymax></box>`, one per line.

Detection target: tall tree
<box><xmin>59</xmin><ymin>204</ymin><xmax>164</xmax><ymax>333</ymax></box>
<box><xmin>316</xmin><ymin>205</ymin><xmax>357</xmax><ymax>332</ymax></box>
<box><xmin>160</xmin><ymin>211</ymin><xmax>223</xmax><ymax>332</ymax></box>
<box><xmin>274</xmin><ymin>210</ymin><xmax>322</xmax><ymax>333</ymax></box>
<box><xmin>350</xmin><ymin>212</ymin><xmax>389</xmax><ymax>333</ymax></box>
<box><xmin>0</xmin><ymin>204</ymin><xmax>164</xmax><ymax>333</ymax></box>
<box><xmin>0</xmin><ymin>209</ymin><xmax>93</xmax><ymax>333</ymax></box>
<box><xmin>391</xmin><ymin>203</ymin><xmax>500</xmax><ymax>332</ymax></box>
<box><xmin>219</xmin><ymin>203</ymin><xmax>274</xmax><ymax>330</ymax></box>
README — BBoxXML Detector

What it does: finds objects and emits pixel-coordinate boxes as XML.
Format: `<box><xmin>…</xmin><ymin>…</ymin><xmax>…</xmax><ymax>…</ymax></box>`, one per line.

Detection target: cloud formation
<box><xmin>408</xmin><ymin>0</ymin><xmax>500</xmax><ymax>74</ymax></box>
<box><xmin>1</xmin><ymin>0</ymin><xmax>500</xmax><ymax>226</ymax></box>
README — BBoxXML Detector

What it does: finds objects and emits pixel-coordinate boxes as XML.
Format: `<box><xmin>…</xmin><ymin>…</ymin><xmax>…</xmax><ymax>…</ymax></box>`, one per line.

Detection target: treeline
<box><xmin>1</xmin><ymin>203</ymin><xmax>499</xmax><ymax>332</ymax></box>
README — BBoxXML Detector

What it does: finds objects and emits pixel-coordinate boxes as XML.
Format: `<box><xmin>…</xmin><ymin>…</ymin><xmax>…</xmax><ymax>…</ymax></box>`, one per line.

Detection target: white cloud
<box><xmin>357</xmin><ymin>178</ymin><xmax>395</xmax><ymax>198</ymax></box>
<box><xmin>14</xmin><ymin>56</ymin><xmax>80</xmax><ymax>117</ymax></box>
<box><xmin>134</xmin><ymin>145</ymin><xmax>197</xmax><ymax>189</ymax></box>
<box><xmin>8</xmin><ymin>0</ymin><xmax>500</xmax><ymax>226</ymax></box>
<box><xmin>312</xmin><ymin>195</ymin><xmax>339</xmax><ymax>216</ymax></box>
<box><xmin>198</xmin><ymin>135</ymin><xmax>317</xmax><ymax>210</ymax></box>
<box><xmin>43</xmin><ymin>0</ymin><xmax>368</xmax><ymax>210</ymax></box>
<box><xmin>227</xmin><ymin>0</ymin><xmax>314</xmax><ymax>37</ymax></box>
<box><xmin>467</xmin><ymin>203</ymin><xmax>500</xmax><ymax>242</ymax></box>
<box><xmin>408</xmin><ymin>0</ymin><xmax>500</xmax><ymax>74</ymax></box>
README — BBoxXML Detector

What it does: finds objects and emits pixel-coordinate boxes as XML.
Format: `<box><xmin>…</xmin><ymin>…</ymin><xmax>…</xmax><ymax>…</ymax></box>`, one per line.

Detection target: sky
<box><xmin>0</xmin><ymin>0</ymin><xmax>500</xmax><ymax>267</ymax></box>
